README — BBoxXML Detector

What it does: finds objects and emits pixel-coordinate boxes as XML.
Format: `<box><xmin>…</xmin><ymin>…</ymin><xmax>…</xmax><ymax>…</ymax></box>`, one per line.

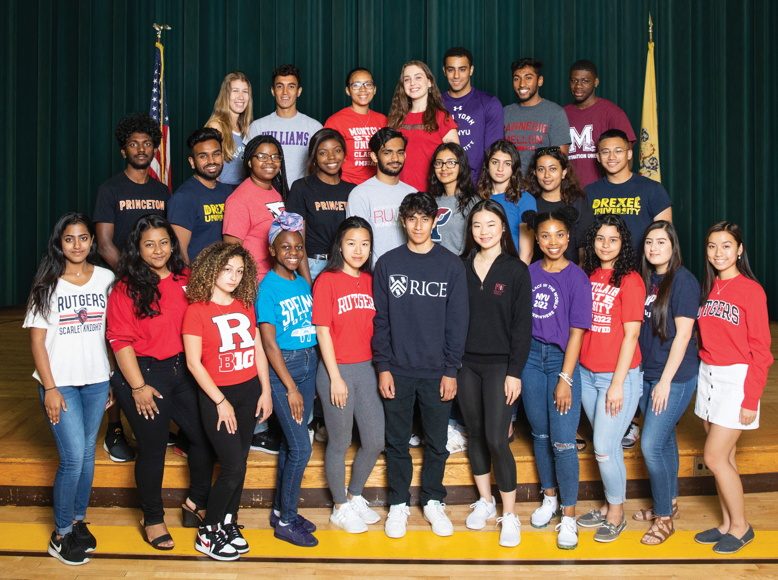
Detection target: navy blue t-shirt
<box><xmin>639</xmin><ymin>267</ymin><xmax>700</xmax><ymax>382</ymax></box>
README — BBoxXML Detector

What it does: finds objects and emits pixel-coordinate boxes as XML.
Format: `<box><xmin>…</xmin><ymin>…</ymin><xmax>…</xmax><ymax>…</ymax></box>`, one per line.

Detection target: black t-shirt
<box><xmin>286</xmin><ymin>175</ymin><xmax>354</xmax><ymax>255</ymax></box>
<box><xmin>92</xmin><ymin>172</ymin><xmax>169</xmax><ymax>250</ymax></box>
<box><xmin>532</xmin><ymin>195</ymin><xmax>594</xmax><ymax>264</ymax></box>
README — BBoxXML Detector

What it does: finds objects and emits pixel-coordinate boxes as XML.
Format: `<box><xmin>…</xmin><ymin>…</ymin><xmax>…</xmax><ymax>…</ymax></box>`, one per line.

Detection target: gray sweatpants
<box><xmin>315</xmin><ymin>360</ymin><xmax>385</xmax><ymax>505</ymax></box>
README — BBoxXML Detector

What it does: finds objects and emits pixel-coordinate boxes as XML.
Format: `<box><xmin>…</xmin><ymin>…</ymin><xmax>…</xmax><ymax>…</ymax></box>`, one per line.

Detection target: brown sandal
<box><xmin>640</xmin><ymin>516</ymin><xmax>675</xmax><ymax>545</ymax></box>
<box><xmin>632</xmin><ymin>502</ymin><xmax>679</xmax><ymax>521</ymax></box>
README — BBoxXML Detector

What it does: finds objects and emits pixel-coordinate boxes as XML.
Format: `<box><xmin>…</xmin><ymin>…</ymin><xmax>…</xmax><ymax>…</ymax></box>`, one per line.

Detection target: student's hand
<box><xmin>378</xmin><ymin>371</ymin><xmax>395</xmax><ymax>399</ymax></box>
<box><xmin>105</xmin><ymin>388</ymin><xmax>115</xmax><ymax>410</ymax></box>
<box><xmin>330</xmin><ymin>376</ymin><xmax>349</xmax><ymax>409</ymax></box>
<box><xmin>740</xmin><ymin>407</ymin><xmax>758</xmax><ymax>426</ymax></box>
<box><xmin>44</xmin><ymin>388</ymin><xmax>67</xmax><ymax>425</ymax></box>
<box><xmin>217</xmin><ymin>399</ymin><xmax>238</xmax><ymax>434</ymax></box>
<box><xmin>256</xmin><ymin>392</ymin><xmax>273</xmax><ymax>422</ymax></box>
<box><xmin>505</xmin><ymin>376</ymin><xmax>521</xmax><ymax>405</ymax></box>
<box><xmin>650</xmin><ymin>380</ymin><xmax>671</xmax><ymax>415</ymax></box>
<box><xmin>287</xmin><ymin>389</ymin><xmax>304</xmax><ymax>424</ymax></box>
<box><xmin>554</xmin><ymin>380</ymin><xmax>571</xmax><ymax>414</ymax></box>
<box><xmin>132</xmin><ymin>384</ymin><xmax>163</xmax><ymax>419</ymax></box>
<box><xmin>605</xmin><ymin>383</ymin><xmax>623</xmax><ymax>417</ymax></box>
<box><xmin>440</xmin><ymin>376</ymin><xmax>457</xmax><ymax>401</ymax></box>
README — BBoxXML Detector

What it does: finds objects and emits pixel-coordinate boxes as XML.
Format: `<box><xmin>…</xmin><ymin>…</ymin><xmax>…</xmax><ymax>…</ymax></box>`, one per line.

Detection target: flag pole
<box><xmin>149</xmin><ymin>23</ymin><xmax>173</xmax><ymax>189</ymax></box>
<box><xmin>639</xmin><ymin>12</ymin><xmax>661</xmax><ymax>182</ymax></box>
<box><xmin>648</xmin><ymin>13</ymin><xmax>653</xmax><ymax>43</ymax></box>
<box><xmin>152</xmin><ymin>23</ymin><xmax>171</xmax><ymax>42</ymax></box>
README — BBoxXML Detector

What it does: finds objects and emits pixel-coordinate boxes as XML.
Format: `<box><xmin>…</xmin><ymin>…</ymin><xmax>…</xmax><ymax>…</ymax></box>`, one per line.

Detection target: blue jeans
<box><xmin>40</xmin><ymin>381</ymin><xmax>109</xmax><ymax>535</ymax></box>
<box><xmin>580</xmin><ymin>366</ymin><xmax>643</xmax><ymax>505</ymax></box>
<box><xmin>307</xmin><ymin>257</ymin><xmax>327</xmax><ymax>282</ymax></box>
<box><xmin>521</xmin><ymin>339</ymin><xmax>581</xmax><ymax>507</ymax></box>
<box><xmin>270</xmin><ymin>347</ymin><xmax>318</xmax><ymax>523</ymax></box>
<box><xmin>638</xmin><ymin>374</ymin><xmax>697</xmax><ymax>516</ymax></box>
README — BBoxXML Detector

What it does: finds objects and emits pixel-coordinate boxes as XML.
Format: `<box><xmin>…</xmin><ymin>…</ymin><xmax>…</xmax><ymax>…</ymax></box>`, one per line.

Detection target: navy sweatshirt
<box><xmin>463</xmin><ymin>252</ymin><xmax>532</xmax><ymax>378</ymax></box>
<box><xmin>372</xmin><ymin>243</ymin><xmax>469</xmax><ymax>379</ymax></box>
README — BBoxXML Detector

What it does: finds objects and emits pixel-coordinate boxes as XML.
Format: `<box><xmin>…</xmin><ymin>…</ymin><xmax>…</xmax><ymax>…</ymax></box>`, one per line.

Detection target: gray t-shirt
<box><xmin>346</xmin><ymin>176</ymin><xmax>415</xmax><ymax>264</ymax></box>
<box><xmin>434</xmin><ymin>195</ymin><xmax>476</xmax><ymax>256</ymax></box>
<box><xmin>248</xmin><ymin>111</ymin><xmax>323</xmax><ymax>188</ymax></box>
<box><xmin>503</xmin><ymin>99</ymin><xmax>571</xmax><ymax>174</ymax></box>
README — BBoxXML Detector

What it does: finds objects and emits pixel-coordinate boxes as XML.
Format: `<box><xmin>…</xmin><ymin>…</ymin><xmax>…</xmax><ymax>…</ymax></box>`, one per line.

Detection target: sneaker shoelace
<box><xmin>223</xmin><ymin>522</ymin><xmax>245</xmax><ymax>543</ymax></box>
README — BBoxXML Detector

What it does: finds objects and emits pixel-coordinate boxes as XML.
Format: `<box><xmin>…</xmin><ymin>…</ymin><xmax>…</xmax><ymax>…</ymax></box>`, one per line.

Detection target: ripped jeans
<box><xmin>522</xmin><ymin>338</ymin><xmax>581</xmax><ymax>507</ymax></box>
<box><xmin>580</xmin><ymin>365</ymin><xmax>643</xmax><ymax>505</ymax></box>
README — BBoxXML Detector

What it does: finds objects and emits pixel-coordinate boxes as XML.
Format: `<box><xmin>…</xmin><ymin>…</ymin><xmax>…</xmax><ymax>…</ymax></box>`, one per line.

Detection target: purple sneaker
<box><xmin>269</xmin><ymin>511</ymin><xmax>317</xmax><ymax>533</ymax></box>
<box><xmin>274</xmin><ymin>519</ymin><xmax>318</xmax><ymax>547</ymax></box>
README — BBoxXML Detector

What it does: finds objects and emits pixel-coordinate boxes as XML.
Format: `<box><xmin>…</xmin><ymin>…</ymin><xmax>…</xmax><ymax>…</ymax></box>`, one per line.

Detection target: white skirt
<box><xmin>695</xmin><ymin>362</ymin><xmax>759</xmax><ymax>430</ymax></box>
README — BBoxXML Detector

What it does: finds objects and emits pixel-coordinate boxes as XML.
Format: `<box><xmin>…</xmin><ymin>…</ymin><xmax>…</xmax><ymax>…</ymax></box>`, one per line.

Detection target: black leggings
<box><xmin>199</xmin><ymin>377</ymin><xmax>260</xmax><ymax>525</ymax></box>
<box><xmin>457</xmin><ymin>359</ymin><xmax>516</xmax><ymax>492</ymax></box>
<box><xmin>114</xmin><ymin>353</ymin><xmax>214</xmax><ymax>525</ymax></box>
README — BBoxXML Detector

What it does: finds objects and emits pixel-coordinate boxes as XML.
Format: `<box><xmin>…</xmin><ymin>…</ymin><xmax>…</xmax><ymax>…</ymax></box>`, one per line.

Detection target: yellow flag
<box><xmin>639</xmin><ymin>39</ymin><xmax>661</xmax><ymax>182</ymax></box>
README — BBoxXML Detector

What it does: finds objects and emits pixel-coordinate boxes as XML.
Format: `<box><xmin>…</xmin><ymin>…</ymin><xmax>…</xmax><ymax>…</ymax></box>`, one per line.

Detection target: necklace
<box><xmin>714</xmin><ymin>277</ymin><xmax>736</xmax><ymax>295</ymax></box>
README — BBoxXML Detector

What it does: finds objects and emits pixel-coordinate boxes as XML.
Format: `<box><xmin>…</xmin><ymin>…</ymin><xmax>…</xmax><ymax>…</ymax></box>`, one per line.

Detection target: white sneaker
<box><xmin>446</xmin><ymin>425</ymin><xmax>468</xmax><ymax>454</ymax></box>
<box><xmin>531</xmin><ymin>494</ymin><xmax>560</xmax><ymax>528</ymax></box>
<box><xmin>349</xmin><ymin>494</ymin><xmax>381</xmax><ymax>524</ymax></box>
<box><xmin>622</xmin><ymin>422</ymin><xmax>640</xmax><ymax>449</ymax></box>
<box><xmin>498</xmin><ymin>513</ymin><xmax>521</xmax><ymax>547</ymax></box>
<box><xmin>409</xmin><ymin>433</ymin><xmax>422</xmax><ymax>447</ymax></box>
<box><xmin>423</xmin><ymin>500</ymin><xmax>454</xmax><ymax>537</ymax></box>
<box><xmin>330</xmin><ymin>503</ymin><xmax>368</xmax><ymax>533</ymax></box>
<box><xmin>385</xmin><ymin>503</ymin><xmax>410</xmax><ymax>539</ymax></box>
<box><xmin>555</xmin><ymin>515</ymin><xmax>578</xmax><ymax>549</ymax></box>
<box><xmin>465</xmin><ymin>496</ymin><xmax>497</xmax><ymax>530</ymax></box>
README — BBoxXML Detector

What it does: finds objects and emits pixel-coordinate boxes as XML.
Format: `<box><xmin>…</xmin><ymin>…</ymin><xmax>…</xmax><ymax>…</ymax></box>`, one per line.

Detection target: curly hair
<box><xmin>187</xmin><ymin>243</ymin><xmax>258</xmax><ymax>307</ymax></box>
<box><xmin>427</xmin><ymin>142</ymin><xmax>477</xmax><ymax>214</ymax></box>
<box><xmin>476</xmin><ymin>140</ymin><xmax>527</xmax><ymax>203</ymax></box>
<box><xmin>526</xmin><ymin>147</ymin><xmax>586</xmax><ymax>204</ymax></box>
<box><xmin>206</xmin><ymin>71</ymin><xmax>254</xmax><ymax>162</ymax></box>
<box><xmin>114</xmin><ymin>113</ymin><xmax>162</xmax><ymax>149</ymax></box>
<box><xmin>387</xmin><ymin>60</ymin><xmax>451</xmax><ymax>132</ymax></box>
<box><xmin>116</xmin><ymin>215</ymin><xmax>186</xmax><ymax>318</ymax></box>
<box><xmin>582</xmin><ymin>214</ymin><xmax>637</xmax><ymax>287</ymax></box>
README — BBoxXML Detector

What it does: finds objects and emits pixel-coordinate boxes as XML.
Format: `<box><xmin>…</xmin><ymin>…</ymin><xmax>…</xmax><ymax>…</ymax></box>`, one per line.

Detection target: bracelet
<box><xmin>43</xmin><ymin>387</ymin><xmax>57</xmax><ymax>392</ymax></box>
<box><xmin>216</xmin><ymin>397</ymin><xmax>227</xmax><ymax>406</ymax></box>
<box><xmin>131</xmin><ymin>383</ymin><xmax>147</xmax><ymax>392</ymax></box>
<box><xmin>558</xmin><ymin>372</ymin><xmax>573</xmax><ymax>387</ymax></box>
<box><xmin>286</xmin><ymin>388</ymin><xmax>299</xmax><ymax>397</ymax></box>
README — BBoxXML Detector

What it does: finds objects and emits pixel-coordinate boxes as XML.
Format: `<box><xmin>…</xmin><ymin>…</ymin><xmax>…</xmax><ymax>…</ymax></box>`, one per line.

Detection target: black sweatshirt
<box><xmin>463</xmin><ymin>252</ymin><xmax>532</xmax><ymax>378</ymax></box>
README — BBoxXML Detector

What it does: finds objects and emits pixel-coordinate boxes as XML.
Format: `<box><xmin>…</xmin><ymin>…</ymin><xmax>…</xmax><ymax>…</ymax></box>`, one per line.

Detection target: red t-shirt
<box><xmin>312</xmin><ymin>270</ymin><xmax>375</xmax><ymax>364</ymax></box>
<box><xmin>579</xmin><ymin>269</ymin><xmax>645</xmax><ymax>372</ymax></box>
<box><xmin>325</xmin><ymin>107</ymin><xmax>387</xmax><ymax>185</ymax></box>
<box><xmin>398</xmin><ymin>109</ymin><xmax>458</xmax><ymax>192</ymax></box>
<box><xmin>698</xmin><ymin>275</ymin><xmax>774</xmax><ymax>410</ymax></box>
<box><xmin>107</xmin><ymin>271</ymin><xmax>189</xmax><ymax>359</ymax></box>
<box><xmin>222</xmin><ymin>179</ymin><xmax>285</xmax><ymax>280</ymax></box>
<box><xmin>183</xmin><ymin>300</ymin><xmax>258</xmax><ymax>387</ymax></box>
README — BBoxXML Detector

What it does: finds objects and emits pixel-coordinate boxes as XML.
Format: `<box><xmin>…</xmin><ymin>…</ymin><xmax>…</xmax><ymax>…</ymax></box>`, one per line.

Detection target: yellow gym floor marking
<box><xmin>4</xmin><ymin>524</ymin><xmax>777</xmax><ymax>563</ymax></box>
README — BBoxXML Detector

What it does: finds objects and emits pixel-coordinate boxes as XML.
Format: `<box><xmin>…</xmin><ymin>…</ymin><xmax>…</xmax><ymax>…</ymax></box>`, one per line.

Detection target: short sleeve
<box><xmin>285</xmin><ymin>180</ymin><xmax>307</xmax><ymax>218</ymax></box>
<box><xmin>549</xmin><ymin>106</ymin><xmax>572</xmax><ymax>147</ymax></box>
<box><xmin>647</xmin><ymin>182</ymin><xmax>672</xmax><ymax>218</ymax></box>
<box><xmin>439</xmin><ymin>110</ymin><xmax>458</xmax><ymax>137</ymax></box>
<box><xmin>93</xmin><ymin>184</ymin><xmax>116</xmax><ymax>224</ymax></box>
<box><xmin>182</xmin><ymin>303</ymin><xmax>205</xmax><ymax>337</ymax></box>
<box><xmin>670</xmin><ymin>270</ymin><xmax>701</xmax><ymax>320</ymax></box>
<box><xmin>167</xmin><ymin>193</ymin><xmax>197</xmax><ymax>231</ymax></box>
<box><xmin>223</xmin><ymin>192</ymin><xmax>251</xmax><ymax>240</ymax></box>
<box><xmin>620</xmin><ymin>273</ymin><xmax>647</xmax><ymax>322</ymax></box>
<box><xmin>517</xmin><ymin>191</ymin><xmax>538</xmax><ymax>221</ymax></box>
<box><xmin>311</xmin><ymin>274</ymin><xmax>335</xmax><ymax>327</ymax></box>
<box><xmin>106</xmin><ymin>283</ymin><xmax>142</xmax><ymax>352</ymax></box>
<box><xmin>569</xmin><ymin>268</ymin><xmax>594</xmax><ymax>330</ymax></box>
<box><xmin>256</xmin><ymin>284</ymin><xmax>276</xmax><ymax>326</ymax></box>
<box><xmin>23</xmin><ymin>305</ymin><xmax>50</xmax><ymax>330</ymax></box>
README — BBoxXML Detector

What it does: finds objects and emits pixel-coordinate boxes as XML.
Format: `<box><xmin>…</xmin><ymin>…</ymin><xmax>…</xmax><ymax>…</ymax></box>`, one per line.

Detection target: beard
<box><xmin>377</xmin><ymin>158</ymin><xmax>402</xmax><ymax>177</ymax></box>
<box><xmin>126</xmin><ymin>155</ymin><xmax>153</xmax><ymax>170</ymax></box>
<box><xmin>194</xmin><ymin>164</ymin><xmax>222</xmax><ymax>181</ymax></box>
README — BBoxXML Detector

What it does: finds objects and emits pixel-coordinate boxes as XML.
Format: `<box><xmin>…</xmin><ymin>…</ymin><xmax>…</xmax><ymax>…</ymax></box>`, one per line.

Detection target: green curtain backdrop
<box><xmin>3</xmin><ymin>0</ymin><xmax>777</xmax><ymax>314</ymax></box>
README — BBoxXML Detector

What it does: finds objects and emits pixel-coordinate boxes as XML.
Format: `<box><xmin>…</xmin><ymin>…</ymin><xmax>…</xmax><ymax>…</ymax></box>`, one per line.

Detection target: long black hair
<box><xmin>701</xmin><ymin>221</ymin><xmax>757</xmax><ymax>302</ymax></box>
<box><xmin>323</xmin><ymin>216</ymin><xmax>374</xmax><ymax>274</ymax></box>
<box><xmin>640</xmin><ymin>221</ymin><xmax>684</xmax><ymax>342</ymax></box>
<box><xmin>27</xmin><ymin>212</ymin><xmax>99</xmax><ymax>319</ymax></box>
<box><xmin>305</xmin><ymin>128</ymin><xmax>346</xmax><ymax>178</ymax></box>
<box><xmin>427</xmin><ymin>142</ymin><xmax>478</xmax><ymax>214</ymax></box>
<box><xmin>116</xmin><ymin>214</ymin><xmax>186</xmax><ymax>318</ymax></box>
<box><xmin>243</xmin><ymin>134</ymin><xmax>290</xmax><ymax>201</ymax></box>
<box><xmin>462</xmin><ymin>199</ymin><xmax>520</xmax><ymax>259</ymax></box>
<box><xmin>582</xmin><ymin>214</ymin><xmax>636</xmax><ymax>287</ymax></box>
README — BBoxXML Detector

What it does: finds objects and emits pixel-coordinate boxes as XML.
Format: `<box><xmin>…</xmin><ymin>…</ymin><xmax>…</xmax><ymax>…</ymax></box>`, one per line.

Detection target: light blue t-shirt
<box><xmin>219</xmin><ymin>132</ymin><xmax>247</xmax><ymax>186</ymax></box>
<box><xmin>257</xmin><ymin>270</ymin><xmax>317</xmax><ymax>350</ymax></box>
<box><xmin>492</xmin><ymin>191</ymin><xmax>537</xmax><ymax>253</ymax></box>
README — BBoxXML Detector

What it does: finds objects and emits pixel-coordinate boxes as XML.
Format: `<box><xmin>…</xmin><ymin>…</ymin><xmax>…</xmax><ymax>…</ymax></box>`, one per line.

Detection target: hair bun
<box><xmin>521</xmin><ymin>210</ymin><xmax>537</xmax><ymax>227</ymax></box>
<box><xmin>558</xmin><ymin>205</ymin><xmax>579</xmax><ymax>223</ymax></box>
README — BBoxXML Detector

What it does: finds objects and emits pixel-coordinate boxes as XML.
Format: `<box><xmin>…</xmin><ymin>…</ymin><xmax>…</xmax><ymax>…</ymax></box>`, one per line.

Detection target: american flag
<box><xmin>149</xmin><ymin>39</ymin><xmax>171</xmax><ymax>189</ymax></box>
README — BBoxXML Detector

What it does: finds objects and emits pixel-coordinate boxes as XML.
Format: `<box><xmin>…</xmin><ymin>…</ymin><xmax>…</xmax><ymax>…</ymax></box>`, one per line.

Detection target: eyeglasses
<box><xmin>349</xmin><ymin>81</ymin><xmax>375</xmax><ymax>91</ymax></box>
<box><xmin>433</xmin><ymin>159</ymin><xmax>459</xmax><ymax>169</ymax></box>
<box><xmin>535</xmin><ymin>146</ymin><xmax>560</xmax><ymax>157</ymax></box>
<box><xmin>254</xmin><ymin>153</ymin><xmax>282</xmax><ymax>162</ymax></box>
<box><xmin>598</xmin><ymin>148</ymin><xmax>628</xmax><ymax>156</ymax></box>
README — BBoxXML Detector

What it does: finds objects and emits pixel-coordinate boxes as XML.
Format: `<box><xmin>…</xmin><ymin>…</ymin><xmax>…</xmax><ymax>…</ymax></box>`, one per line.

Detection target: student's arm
<box><xmin>441</xmin><ymin>260</ymin><xmax>469</xmax><ymax>401</ymax></box>
<box><xmin>171</xmin><ymin>225</ymin><xmax>192</xmax><ymax>264</ymax></box>
<box><xmin>114</xmin><ymin>345</ymin><xmax>164</xmax><ymax>419</ymax></box>
<box><xmin>254</xmin><ymin>336</ymin><xmax>273</xmax><ymax>422</ymax></box>
<box><xmin>655</xmin><ymin>207</ymin><xmax>672</xmax><ymax>222</ymax></box>
<box><xmin>223</xmin><ymin>234</ymin><xmax>242</xmax><ymax>245</ymax></box>
<box><xmin>519</xmin><ymin>224</ymin><xmax>533</xmax><ymax>265</ymax></box>
<box><xmin>559</xmin><ymin>144</ymin><xmax>570</xmax><ymax>156</ymax></box>
<box><xmin>316</xmin><ymin>326</ymin><xmax>348</xmax><ymax>407</ymax></box>
<box><xmin>555</xmin><ymin>328</ymin><xmax>585</xmax><ymax>413</ymax></box>
<box><xmin>372</xmin><ymin>259</ymin><xmax>395</xmax><ymax>398</ymax></box>
<box><xmin>96</xmin><ymin>223</ymin><xmax>121</xmax><ymax>269</ymax></box>
<box><xmin>485</xmin><ymin>96</ymin><xmax>506</xmax><ymax>148</ymax></box>
<box><xmin>259</xmin><ymin>323</ymin><xmax>304</xmax><ymax>422</ymax></box>
<box><xmin>649</xmin><ymin>316</ymin><xmax>695</xmax><ymax>414</ymax></box>
<box><xmin>605</xmin><ymin>321</ymin><xmax>641</xmax><ymax>416</ymax></box>
<box><xmin>505</xmin><ymin>263</ymin><xmax>532</xmax><ymax>404</ymax></box>
<box><xmin>442</xmin><ymin>128</ymin><xmax>459</xmax><ymax>144</ymax></box>
<box><xmin>184</xmin><ymin>333</ymin><xmax>237</xmax><ymax>434</ymax></box>
<box><xmin>30</xmin><ymin>327</ymin><xmax>67</xmax><ymax>424</ymax></box>
<box><xmin>741</xmin><ymin>284</ymin><xmax>774</xmax><ymax>419</ymax></box>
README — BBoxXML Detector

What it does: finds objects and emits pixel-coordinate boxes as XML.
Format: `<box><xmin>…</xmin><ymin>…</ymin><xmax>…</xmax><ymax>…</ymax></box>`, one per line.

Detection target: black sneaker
<box><xmin>223</xmin><ymin>514</ymin><xmax>249</xmax><ymax>554</ymax></box>
<box><xmin>103</xmin><ymin>427</ymin><xmax>136</xmax><ymax>462</ymax></box>
<box><xmin>48</xmin><ymin>531</ymin><xmax>89</xmax><ymax>566</ymax></box>
<box><xmin>72</xmin><ymin>521</ymin><xmax>96</xmax><ymax>552</ymax></box>
<box><xmin>195</xmin><ymin>524</ymin><xmax>240</xmax><ymax>561</ymax></box>
<box><xmin>250</xmin><ymin>430</ymin><xmax>281</xmax><ymax>455</ymax></box>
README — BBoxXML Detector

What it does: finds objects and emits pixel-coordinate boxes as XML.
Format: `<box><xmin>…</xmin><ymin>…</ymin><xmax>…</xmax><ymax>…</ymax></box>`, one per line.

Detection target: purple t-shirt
<box><xmin>442</xmin><ymin>88</ymin><xmax>504</xmax><ymax>183</ymax></box>
<box><xmin>529</xmin><ymin>261</ymin><xmax>592</xmax><ymax>350</ymax></box>
<box><xmin>564</xmin><ymin>98</ymin><xmax>637</xmax><ymax>187</ymax></box>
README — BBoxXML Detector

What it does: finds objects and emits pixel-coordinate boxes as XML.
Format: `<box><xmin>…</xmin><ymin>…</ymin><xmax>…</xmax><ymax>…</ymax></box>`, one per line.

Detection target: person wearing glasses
<box><xmin>325</xmin><ymin>68</ymin><xmax>387</xmax><ymax>185</ymax></box>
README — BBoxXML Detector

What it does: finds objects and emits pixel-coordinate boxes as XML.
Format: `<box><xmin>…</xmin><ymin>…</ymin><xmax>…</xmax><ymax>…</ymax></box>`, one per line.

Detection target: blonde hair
<box><xmin>206</xmin><ymin>72</ymin><xmax>254</xmax><ymax>162</ymax></box>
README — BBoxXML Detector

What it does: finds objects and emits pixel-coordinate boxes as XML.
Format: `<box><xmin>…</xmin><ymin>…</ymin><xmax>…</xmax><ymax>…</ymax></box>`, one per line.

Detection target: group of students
<box><xmin>24</xmin><ymin>51</ymin><xmax>772</xmax><ymax>566</ymax></box>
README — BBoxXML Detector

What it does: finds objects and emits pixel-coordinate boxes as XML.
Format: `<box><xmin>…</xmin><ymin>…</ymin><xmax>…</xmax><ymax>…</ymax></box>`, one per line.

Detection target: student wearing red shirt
<box><xmin>693</xmin><ymin>222</ymin><xmax>773</xmax><ymax>554</ymax></box>
<box><xmin>575</xmin><ymin>215</ymin><xmax>645</xmax><ymax>543</ymax></box>
<box><xmin>387</xmin><ymin>60</ymin><xmax>459</xmax><ymax>191</ymax></box>
<box><xmin>313</xmin><ymin>216</ymin><xmax>384</xmax><ymax>533</ymax></box>
<box><xmin>183</xmin><ymin>243</ymin><xmax>273</xmax><ymax>561</ymax></box>
<box><xmin>107</xmin><ymin>215</ymin><xmax>213</xmax><ymax>551</ymax></box>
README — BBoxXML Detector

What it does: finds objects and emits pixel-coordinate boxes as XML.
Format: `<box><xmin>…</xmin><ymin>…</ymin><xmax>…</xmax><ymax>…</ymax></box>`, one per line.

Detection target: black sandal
<box><xmin>181</xmin><ymin>501</ymin><xmax>205</xmax><ymax>528</ymax></box>
<box><xmin>141</xmin><ymin>520</ymin><xmax>175</xmax><ymax>550</ymax></box>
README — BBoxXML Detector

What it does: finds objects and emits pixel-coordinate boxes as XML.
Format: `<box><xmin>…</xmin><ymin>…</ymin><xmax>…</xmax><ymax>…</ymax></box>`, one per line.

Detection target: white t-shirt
<box><xmin>345</xmin><ymin>176</ymin><xmax>415</xmax><ymax>263</ymax></box>
<box><xmin>23</xmin><ymin>266</ymin><xmax>115</xmax><ymax>386</ymax></box>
